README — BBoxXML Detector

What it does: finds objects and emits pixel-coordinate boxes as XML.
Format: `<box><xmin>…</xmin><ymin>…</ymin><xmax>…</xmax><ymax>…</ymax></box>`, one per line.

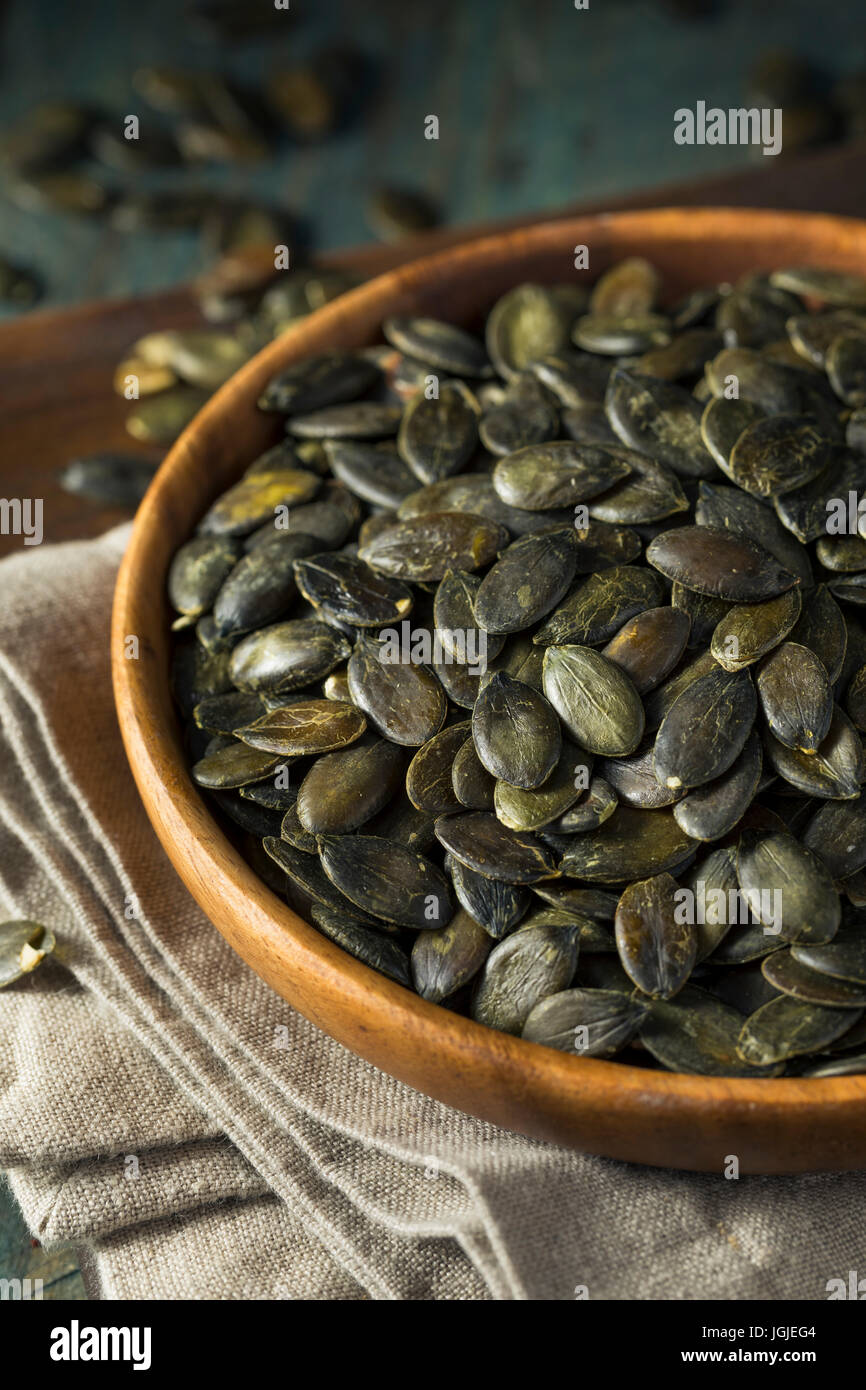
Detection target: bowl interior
<box><xmin>113</xmin><ymin>208</ymin><xmax>866</xmax><ymax>1172</ymax></box>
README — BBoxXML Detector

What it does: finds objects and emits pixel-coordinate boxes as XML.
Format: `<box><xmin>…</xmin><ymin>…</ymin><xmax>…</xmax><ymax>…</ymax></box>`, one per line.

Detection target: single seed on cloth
<box><xmin>542</xmin><ymin>645</ymin><xmax>644</xmax><ymax>756</ymax></box>
<box><xmin>653</xmin><ymin>664</ymin><xmax>756</xmax><ymax>791</ymax></box>
<box><xmin>614</xmin><ymin>872</ymin><xmax>697</xmax><ymax>999</ymax></box>
<box><xmin>235</xmin><ymin>699</ymin><xmax>366</xmax><ymax>756</ymax></box>
<box><xmin>471</xmin><ymin>672</ymin><xmax>561</xmax><ymax>789</ymax></box>
<box><xmin>358</xmin><ymin>511</ymin><xmax>509</xmax><ymax>581</ymax></box>
<box><xmin>0</xmin><ymin>921</ymin><xmax>56</xmax><ymax>988</ymax></box>
<box><xmin>471</xmin><ymin>921</ymin><xmax>581</xmax><ymax>1034</ymax></box>
<box><xmin>646</xmin><ymin>525</ymin><xmax>798</xmax><ymax>602</ymax></box>
<box><xmin>474</xmin><ymin>528</ymin><xmax>579</xmax><ymax>635</ymax></box>
<box><xmin>318</xmin><ymin>834</ymin><xmax>453</xmax><ymax>929</ymax></box>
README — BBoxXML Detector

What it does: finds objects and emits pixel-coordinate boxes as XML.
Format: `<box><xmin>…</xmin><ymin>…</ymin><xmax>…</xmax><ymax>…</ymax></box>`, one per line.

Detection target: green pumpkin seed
<box><xmin>674</xmin><ymin>732</ymin><xmax>763</xmax><ymax>841</ymax></box>
<box><xmin>694</xmin><ymin>481</ymin><xmax>813</xmax><ymax>589</ymax></box>
<box><xmin>297</xmin><ymin>737</ymin><xmax>406</xmax><ymax>834</ymax></box>
<box><xmin>558</xmin><ymin>805</ymin><xmax>694</xmax><ymax>882</ymax></box>
<box><xmin>590</xmin><ymin>257</ymin><xmax>660</xmax><ymax>316</ymax></box>
<box><xmin>791</xmin><ymin>924</ymin><xmax>866</xmax><ymax>984</ymax></box>
<box><xmin>474</xmin><ymin>528</ymin><xmax>579</xmax><ymax>635</ymax></box>
<box><xmin>471</xmin><ymin>672</ymin><xmax>561</xmax><ymax>789</ymax></box>
<box><xmin>494</xmin><ymin>743</ymin><xmax>588</xmax><ymax>831</ymax></box>
<box><xmin>359</xmin><ymin>511</ymin><xmax>508</xmax><ymax>582</ymax></box>
<box><xmin>534</xmin><ymin>565</ymin><xmax>664</xmax><ymax>647</ymax></box>
<box><xmin>774</xmin><ymin>447</ymin><xmax>866</xmax><ymax>543</ymax></box>
<box><xmin>737</xmin><ymin>828</ymin><xmax>841</xmax><ymax>944</ymax></box>
<box><xmin>523</xmin><ymin>987</ymin><xmax>648</xmax><ymax>1055</ymax></box>
<box><xmin>802</xmin><ymin>794</ymin><xmax>866</xmax><ymax>878</ymax></box>
<box><xmin>647</xmin><ymin>525</ymin><xmax>798</xmax><ymax>602</ymax></box>
<box><xmin>683</xmin><ymin>846</ymin><xmax>738</xmax><ymax>961</ymax></box>
<box><xmin>757</xmin><ymin>640</ymin><xmax>833</xmax><ymax>752</ymax></box>
<box><xmin>614</xmin><ymin>872</ymin><xmax>696</xmax><ymax>998</ymax></box>
<box><xmin>230</xmin><ymin>619</ymin><xmax>350</xmax><ymax>692</ymax></box>
<box><xmin>555</xmin><ymin>774</ymin><xmax>617</xmax><ymax>833</ymax></box>
<box><xmin>168</xmin><ymin>535</ymin><xmax>243</xmax><ymax>618</ymax></box>
<box><xmin>451</xmin><ymin>736</ymin><xmax>496</xmax><ymax>809</ymax></box>
<box><xmin>435</xmin><ymin>812</ymin><xmax>559</xmax><ymax>884</ymax></box>
<box><xmin>601</xmin><ymin>740</ymin><xmax>682</xmax><ymax>809</ymax></box>
<box><xmin>479</xmin><ymin>372</ymin><xmax>560</xmax><ymax>455</ymax></box>
<box><xmin>770</xmin><ymin>266</ymin><xmax>866</xmax><ymax>307</ymax></box>
<box><xmin>711</xmin><ymin>588</ymin><xmax>802</xmax><ymax>672</ymax></box>
<box><xmin>574</xmin><ymin>314</ymin><xmax>671</xmax><ymax>355</ymax></box>
<box><xmin>763</xmin><ymin>705</ymin><xmax>863</xmax><ymax>799</ymax></box>
<box><xmin>323</xmin><ymin>440</ymin><xmax>419</xmax><ymax>508</ymax></box>
<box><xmin>383</xmin><ymin>316</ymin><xmax>491</xmax><ymax>377</ymax></box>
<box><xmin>236</xmin><ymin>699</ymin><xmax>366</xmax><ymax>756</ymax></box>
<box><xmin>761</xmin><ymin>950</ymin><xmax>866</xmax><ymax>1006</ymax></box>
<box><xmin>486</xmin><ymin>283</ymin><xmax>576</xmax><ymax>379</ymax></box>
<box><xmin>789</xmin><ymin>585</ymin><xmax>848</xmax><ymax>682</ymax></box>
<box><xmin>491</xmin><ymin>442</ymin><xmax>630</xmax><ymax>511</ymax></box>
<box><xmin>601</xmin><ymin>607</ymin><xmax>691</xmax><ymax>694</ymax></box>
<box><xmin>199</xmin><ymin>469</ymin><xmax>320</xmax><ymax>536</ymax></box>
<box><xmin>411</xmin><ymin>909</ymin><xmax>492</xmax><ymax>1002</ymax></box>
<box><xmin>587</xmin><ymin>453</ymin><xmax>689</xmax><ymax>525</ymax></box>
<box><xmin>471</xmin><ymin>920</ymin><xmax>580</xmax><ymax>1033</ymax></box>
<box><xmin>213</xmin><ymin>533</ymin><xmax>319</xmax><ymax>637</ymax></box>
<box><xmin>640</xmin><ymin>985</ymin><xmax>784</xmax><ymax>1076</ymax></box>
<box><xmin>287</xmin><ymin>402</ymin><xmax>402</xmax><ymax>440</ymax></box>
<box><xmin>737</xmin><ymin>994</ymin><xmax>857</xmax><ymax>1064</ymax></box>
<box><xmin>348</xmin><ymin>634</ymin><xmax>447</xmax><ymax>746</ymax></box>
<box><xmin>726</xmin><ymin>414</ymin><xmax>831</xmax><ymax>498</ymax></box>
<box><xmin>192</xmin><ymin>740</ymin><xmax>282</xmax><ymax>789</ymax></box>
<box><xmin>605</xmin><ymin>369</ymin><xmax>715</xmax><ymax>478</ymax></box>
<box><xmin>542</xmin><ymin>645</ymin><xmax>644</xmax><ymax>756</ymax></box>
<box><xmin>293</xmin><ymin>552</ymin><xmax>413</xmax><ymax>628</ymax></box>
<box><xmin>654</xmin><ymin>664</ymin><xmax>756</xmax><ymax>790</ymax></box>
<box><xmin>406</xmin><ymin>723</ymin><xmax>471</xmax><ymax>813</ymax></box>
<box><xmin>319</xmin><ymin>834</ymin><xmax>452</xmax><ymax>928</ymax></box>
<box><xmin>397</xmin><ymin>383</ymin><xmax>479</xmax><ymax>485</ymax></box>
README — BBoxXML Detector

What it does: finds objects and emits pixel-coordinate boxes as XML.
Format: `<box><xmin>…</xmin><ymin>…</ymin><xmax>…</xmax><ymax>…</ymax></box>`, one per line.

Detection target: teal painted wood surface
<box><xmin>0</xmin><ymin>0</ymin><xmax>865</xmax><ymax>309</ymax></box>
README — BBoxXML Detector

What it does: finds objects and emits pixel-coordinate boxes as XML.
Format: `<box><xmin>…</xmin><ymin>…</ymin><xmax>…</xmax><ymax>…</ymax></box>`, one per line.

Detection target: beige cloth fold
<box><xmin>0</xmin><ymin>525</ymin><xmax>864</xmax><ymax>1300</ymax></box>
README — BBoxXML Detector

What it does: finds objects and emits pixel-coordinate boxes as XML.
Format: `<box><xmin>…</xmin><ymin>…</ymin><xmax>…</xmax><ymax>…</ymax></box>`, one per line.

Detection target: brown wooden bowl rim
<box><xmin>112</xmin><ymin>207</ymin><xmax>866</xmax><ymax>1165</ymax></box>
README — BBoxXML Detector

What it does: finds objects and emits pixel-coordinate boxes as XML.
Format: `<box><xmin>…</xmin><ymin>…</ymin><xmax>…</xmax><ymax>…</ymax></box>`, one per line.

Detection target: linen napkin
<box><xmin>1</xmin><ymin>525</ymin><xmax>864</xmax><ymax>1301</ymax></box>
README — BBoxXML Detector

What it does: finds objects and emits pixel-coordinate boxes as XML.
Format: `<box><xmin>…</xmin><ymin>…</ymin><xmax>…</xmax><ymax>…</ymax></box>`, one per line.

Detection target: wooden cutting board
<box><xmin>4</xmin><ymin>138</ymin><xmax>866</xmax><ymax>559</ymax></box>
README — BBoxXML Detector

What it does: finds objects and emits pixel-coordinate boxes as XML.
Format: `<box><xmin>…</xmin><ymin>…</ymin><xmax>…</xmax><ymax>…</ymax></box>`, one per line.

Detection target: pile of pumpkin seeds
<box><xmin>169</xmin><ymin>257</ymin><xmax>866</xmax><ymax>1078</ymax></box>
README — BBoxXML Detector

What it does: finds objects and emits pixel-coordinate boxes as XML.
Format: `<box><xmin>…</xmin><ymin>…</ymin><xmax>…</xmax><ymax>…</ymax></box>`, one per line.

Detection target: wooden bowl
<box><xmin>113</xmin><ymin>207</ymin><xmax>866</xmax><ymax>1173</ymax></box>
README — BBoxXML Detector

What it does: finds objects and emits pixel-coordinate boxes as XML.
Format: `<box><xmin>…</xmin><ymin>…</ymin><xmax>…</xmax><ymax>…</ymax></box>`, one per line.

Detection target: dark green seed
<box><xmin>168</xmin><ymin>535</ymin><xmax>243</xmax><ymax>618</ymax></box>
<box><xmin>309</xmin><ymin>907</ymin><xmax>411</xmax><ymax>985</ymax></box>
<box><xmin>411</xmin><ymin>909</ymin><xmax>492</xmax><ymax>1003</ymax></box>
<box><xmin>359</xmin><ymin>511</ymin><xmax>509</xmax><ymax>582</ymax></box>
<box><xmin>737</xmin><ymin>995</ymin><xmax>857</xmax><ymax>1064</ymax></box>
<box><xmin>491</xmin><ymin>442</ymin><xmax>630</xmax><ymax>511</ymax></box>
<box><xmin>757</xmin><ymin>640</ymin><xmax>833</xmax><ymax>752</ymax></box>
<box><xmin>674</xmin><ymin>732</ymin><xmax>763</xmax><ymax>841</ymax></box>
<box><xmin>213</xmin><ymin>533</ymin><xmax>319</xmax><ymax>637</ymax></box>
<box><xmin>474</xmin><ymin>528</ymin><xmax>579</xmax><ymax>635</ymax></box>
<box><xmin>191</xmin><ymin>741</ymin><xmax>281</xmax><ymax>789</ymax></box>
<box><xmin>640</xmin><ymin>986</ymin><xmax>784</xmax><ymax>1076</ymax></box>
<box><xmin>737</xmin><ymin>828</ymin><xmax>841</xmax><ymax>944</ymax></box>
<box><xmin>348</xmin><ymin>634</ymin><xmax>447</xmax><ymax>746</ymax></box>
<box><xmin>198</xmin><ymin>469</ymin><xmax>320</xmax><ymax>536</ymax></box>
<box><xmin>236</xmin><ymin>698</ymin><xmax>366</xmax><ymax>756</ymax></box>
<box><xmin>495</xmin><ymin>743</ymin><xmax>588</xmax><ymax>832</ymax></box>
<box><xmin>762</xmin><ymin>705</ymin><xmax>863</xmax><ymax>799</ymax></box>
<box><xmin>383</xmin><ymin>316</ymin><xmax>491</xmax><ymax>378</ymax></box>
<box><xmin>323</xmin><ymin>440</ymin><xmax>419</xmax><ymax>508</ymax></box>
<box><xmin>558</xmin><ymin>805</ymin><xmax>694</xmax><ymax>882</ymax></box>
<box><xmin>605</xmin><ymin>369</ymin><xmax>715</xmax><ymax>478</ymax></box>
<box><xmin>297</xmin><ymin>737</ymin><xmax>406</xmax><ymax>834</ymax></box>
<box><xmin>761</xmin><ymin>950</ymin><xmax>866</xmax><ymax>1006</ymax></box>
<box><xmin>293</xmin><ymin>552</ymin><xmax>414</xmax><ymax>628</ymax></box>
<box><xmin>792</xmin><ymin>924</ymin><xmax>866</xmax><ymax>985</ymax></box>
<box><xmin>486</xmin><ymin>284</ymin><xmax>576</xmax><ymax>379</ymax></box>
<box><xmin>726</xmin><ymin>415</ymin><xmax>831</xmax><ymax>498</ymax></box>
<box><xmin>802</xmin><ymin>794</ymin><xmax>866</xmax><ymax>878</ymax></box>
<box><xmin>542</xmin><ymin>645</ymin><xmax>644</xmax><ymax>756</ymax></box>
<box><xmin>523</xmin><ymin>987</ymin><xmax>648</xmax><ymax>1055</ymax></box>
<box><xmin>398</xmin><ymin>383</ymin><xmax>479</xmax><ymax>485</ymax></box>
<box><xmin>789</xmin><ymin>585</ymin><xmax>847</xmax><ymax>683</ymax></box>
<box><xmin>406</xmin><ymin>723</ymin><xmax>471</xmax><ymax>813</ymax></box>
<box><xmin>287</xmin><ymin>402</ymin><xmax>402</xmax><ymax>440</ymax></box>
<box><xmin>602</xmin><ymin>607</ymin><xmax>691</xmax><ymax>693</ymax></box>
<box><xmin>574</xmin><ymin>314</ymin><xmax>671</xmax><ymax>355</ymax></box>
<box><xmin>471</xmin><ymin>921</ymin><xmax>580</xmax><ymax>1033</ymax></box>
<box><xmin>435</xmin><ymin>812</ymin><xmax>559</xmax><ymax>884</ymax></box>
<box><xmin>472</xmin><ymin>672</ymin><xmax>561</xmax><ymax>789</ymax></box>
<box><xmin>230</xmin><ymin>620</ymin><xmax>351</xmax><ymax>692</ymax></box>
<box><xmin>711</xmin><ymin>588</ymin><xmax>802</xmax><ymax>672</ymax></box>
<box><xmin>654</xmin><ymin>665</ymin><xmax>756</xmax><ymax>791</ymax></box>
<box><xmin>452</xmin><ymin>737</ymin><xmax>496</xmax><ymax>810</ymax></box>
<box><xmin>318</xmin><ymin>834</ymin><xmax>452</xmax><ymax>928</ymax></box>
<box><xmin>534</xmin><ymin>565</ymin><xmax>664</xmax><ymax>647</ymax></box>
<box><xmin>646</xmin><ymin>525</ymin><xmax>798</xmax><ymax>602</ymax></box>
<box><xmin>614</xmin><ymin>872</ymin><xmax>696</xmax><ymax>998</ymax></box>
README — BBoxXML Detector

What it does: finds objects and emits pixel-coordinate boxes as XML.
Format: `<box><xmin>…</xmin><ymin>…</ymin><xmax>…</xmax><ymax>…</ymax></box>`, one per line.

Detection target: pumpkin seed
<box><xmin>737</xmin><ymin>995</ymin><xmax>857</xmax><ymax>1064</ymax></box>
<box><xmin>230</xmin><ymin>620</ymin><xmax>351</xmax><ymax>692</ymax></box>
<box><xmin>653</xmin><ymin>664</ymin><xmax>756</xmax><ymax>790</ymax></box>
<box><xmin>348</xmin><ymin>634</ymin><xmax>447</xmax><ymax>745</ymax></box>
<box><xmin>674</xmin><ymin>732</ymin><xmax>763</xmax><ymax>841</ymax></box>
<box><xmin>711</xmin><ymin>588</ymin><xmax>802</xmax><ymax>671</ymax></box>
<box><xmin>523</xmin><ymin>987</ymin><xmax>648</xmax><ymax>1055</ymax></box>
<box><xmin>406</xmin><ymin>723</ymin><xmax>471</xmax><ymax>813</ymax></box>
<box><xmin>383</xmin><ymin>316</ymin><xmax>492</xmax><ymax>378</ymax></box>
<box><xmin>558</xmin><ymin>805</ymin><xmax>695</xmax><ymax>881</ymax></box>
<box><xmin>542</xmin><ymin>645</ymin><xmax>644</xmax><ymax>755</ymax></box>
<box><xmin>640</xmin><ymin>986</ymin><xmax>784</xmax><ymax>1076</ymax></box>
<box><xmin>435</xmin><ymin>812</ymin><xmax>559</xmax><ymax>884</ymax></box>
<box><xmin>614</xmin><ymin>872</ymin><xmax>696</xmax><ymax>998</ymax></box>
<box><xmin>472</xmin><ymin>672</ymin><xmax>561</xmax><ymax>789</ymax></box>
<box><xmin>486</xmin><ymin>284</ymin><xmax>576</xmax><ymax>379</ymax></box>
<box><xmin>297</xmin><ymin>737</ymin><xmax>406</xmax><ymax>834</ymax></box>
<box><xmin>236</xmin><ymin>699</ymin><xmax>366</xmax><ymax>756</ymax></box>
<box><xmin>601</xmin><ymin>607</ymin><xmax>691</xmax><ymax>694</ymax></box>
<box><xmin>293</xmin><ymin>552</ymin><xmax>413</xmax><ymax>628</ymax></box>
<box><xmin>411</xmin><ymin>909</ymin><xmax>492</xmax><ymax>1003</ymax></box>
<box><xmin>397</xmin><ymin>383</ymin><xmax>479</xmax><ymax>484</ymax></box>
<box><xmin>471</xmin><ymin>920</ymin><xmax>580</xmax><ymax>1033</ymax></box>
<box><xmin>647</xmin><ymin>525</ymin><xmax>798</xmax><ymax>602</ymax></box>
<box><xmin>757</xmin><ymin>640</ymin><xmax>833</xmax><ymax>752</ymax></box>
<box><xmin>491</xmin><ymin>442</ymin><xmax>630</xmax><ymax>511</ymax></box>
<box><xmin>474</xmin><ymin>528</ymin><xmax>579</xmax><ymax>635</ymax></box>
<box><xmin>534</xmin><ymin>565</ymin><xmax>664</xmax><ymax>647</ymax></box>
<box><xmin>359</xmin><ymin>511</ymin><xmax>508</xmax><ymax>582</ymax></box>
<box><xmin>761</xmin><ymin>950</ymin><xmax>866</xmax><ymax>1006</ymax></box>
<box><xmin>791</xmin><ymin>924</ymin><xmax>866</xmax><ymax>984</ymax></box>
<box><xmin>605</xmin><ymin>369</ymin><xmax>716</xmax><ymax>478</ymax></box>
<box><xmin>310</xmin><ymin>907</ymin><xmax>411</xmax><ymax>986</ymax></box>
<box><xmin>762</xmin><ymin>705</ymin><xmax>863</xmax><ymax>799</ymax></box>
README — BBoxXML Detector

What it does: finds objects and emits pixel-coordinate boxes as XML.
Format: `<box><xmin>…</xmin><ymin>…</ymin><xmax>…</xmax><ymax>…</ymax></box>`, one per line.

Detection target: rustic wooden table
<box><xmin>3</xmin><ymin>31</ymin><xmax>866</xmax><ymax>1287</ymax></box>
